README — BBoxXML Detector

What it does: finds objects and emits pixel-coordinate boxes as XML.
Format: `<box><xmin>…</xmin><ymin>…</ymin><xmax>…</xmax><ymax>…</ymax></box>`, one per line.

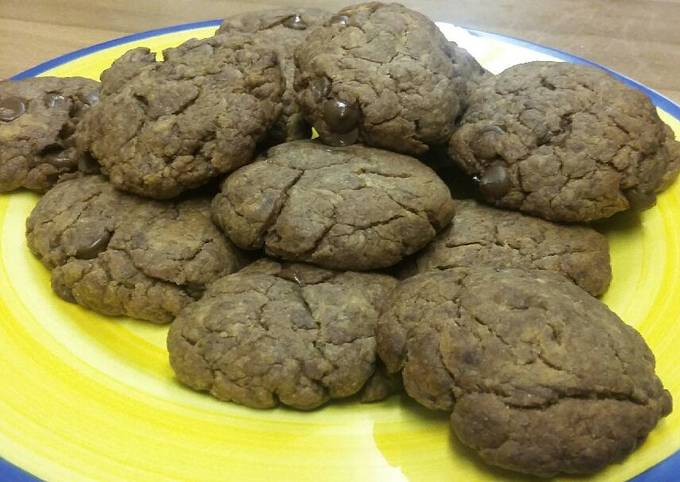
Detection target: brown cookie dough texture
<box><xmin>378</xmin><ymin>268</ymin><xmax>672</xmax><ymax>477</ymax></box>
<box><xmin>212</xmin><ymin>140</ymin><xmax>455</xmax><ymax>270</ymax></box>
<box><xmin>77</xmin><ymin>35</ymin><xmax>283</xmax><ymax>199</ymax></box>
<box><xmin>294</xmin><ymin>2</ymin><xmax>462</xmax><ymax>155</ymax></box>
<box><xmin>26</xmin><ymin>176</ymin><xmax>245</xmax><ymax>323</ymax></box>
<box><xmin>450</xmin><ymin>61</ymin><xmax>680</xmax><ymax>222</ymax></box>
<box><xmin>167</xmin><ymin>258</ymin><xmax>397</xmax><ymax>409</ymax></box>
<box><xmin>0</xmin><ymin>76</ymin><xmax>100</xmax><ymax>193</ymax></box>
<box><xmin>408</xmin><ymin>199</ymin><xmax>612</xmax><ymax>296</ymax></box>
<box><xmin>217</xmin><ymin>8</ymin><xmax>332</xmax><ymax>143</ymax></box>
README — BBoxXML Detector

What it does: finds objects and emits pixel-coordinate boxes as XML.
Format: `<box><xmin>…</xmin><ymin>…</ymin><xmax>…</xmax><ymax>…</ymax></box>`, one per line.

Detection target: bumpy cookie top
<box><xmin>212</xmin><ymin>140</ymin><xmax>455</xmax><ymax>270</ymax></box>
<box><xmin>167</xmin><ymin>258</ymin><xmax>397</xmax><ymax>409</ymax></box>
<box><xmin>26</xmin><ymin>176</ymin><xmax>245</xmax><ymax>323</ymax></box>
<box><xmin>449</xmin><ymin>61</ymin><xmax>680</xmax><ymax>222</ymax></box>
<box><xmin>0</xmin><ymin>76</ymin><xmax>100</xmax><ymax>193</ymax></box>
<box><xmin>378</xmin><ymin>267</ymin><xmax>671</xmax><ymax>476</ymax></box>
<box><xmin>407</xmin><ymin>199</ymin><xmax>611</xmax><ymax>295</ymax></box>
<box><xmin>217</xmin><ymin>8</ymin><xmax>332</xmax><ymax>143</ymax></box>
<box><xmin>294</xmin><ymin>2</ymin><xmax>461</xmax><ymax>154</ymax></box>
<box><xmin>77</xmin><ymin>35</ymin><xmax>283</xmax><ymax>199</ymax></box>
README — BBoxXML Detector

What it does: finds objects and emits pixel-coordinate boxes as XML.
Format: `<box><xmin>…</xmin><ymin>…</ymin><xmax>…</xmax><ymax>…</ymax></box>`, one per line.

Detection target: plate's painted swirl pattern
<box><xmin>1</xmin><ymin>20</ymin><xmax>679</xmax><ymax>482</ymax></box>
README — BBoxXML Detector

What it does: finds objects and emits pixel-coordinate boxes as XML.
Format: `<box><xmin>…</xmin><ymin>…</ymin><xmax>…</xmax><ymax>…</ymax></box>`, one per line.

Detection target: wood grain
<box><xmin>1</xmin><ymin>0</ymin><xmax>679</xmax><ymax>102</ymax></box>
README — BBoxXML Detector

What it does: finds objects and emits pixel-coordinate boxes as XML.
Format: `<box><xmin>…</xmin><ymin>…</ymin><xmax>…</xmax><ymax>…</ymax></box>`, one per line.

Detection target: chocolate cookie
<box><xmin>77</xmin><ymin>35</ymin><xmax>283</xmax><ymax>199</ymax></box>
<box><xmin>26</xmin><ymin>176</ymin><xmax>245</xmax><ymax>323</ymax></box>
<box><xmin>294</xmin><ymin>2</ymin><xmax>463</xmax><ymax>154</ymax></box>
<box><xmin>212</xmin><ymin>140</ymin><xmax>455</xmax><ymax>270</ymax></box>
<box><xmin>0</xmin><ymin>76</ymin><xmax>100</xmax><ymax>193</ymax></box>
<box><xmin>378</xmin><ymin>268</ymin><xmax>672</xmax><ymax>477</ymax></box>
<box><xmin>449</xmin><ymin>61</ymin><xmax>680</xmax><ymax>222</ymax></box>
<box><xmin>167</xmin><ymin>259</ymin><xmax>397</xmax><ymax>409</ymax></box>
<box><xmin>406</xmin><ymin>199</ymin><xmax>611</xmax><ymax>296</ymax></box>
<box><xmin>216</xmin><ymin>8</ymin><xmax>332</xmax><ymax>144</ymax></box>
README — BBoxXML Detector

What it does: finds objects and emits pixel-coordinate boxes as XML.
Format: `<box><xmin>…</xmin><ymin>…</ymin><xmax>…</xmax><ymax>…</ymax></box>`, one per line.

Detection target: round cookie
<box><xmin>449</xmin><ymin>61</ymin><xmax>680</xmax><ymax>222</ymax></box>
<box><xmin>167</xmin><ymin>259</ymin><xmax>397</xmax><ymax>409</ymax></box>
<box><xmin>294</xmin><ymin>2</ymin><xmax>462</xmax><ymax>154</ymax></box>
<box><xmin>77</xmin><ymin>35</ymin><xmax>283</xmax><ymax>199</ymax></box>
<box><xmin>212</xmin><ymin>140</ymin><xmax>455</xmax><ymax>270</ymax></box>
<box><xmin>0</xmin><ymin>76</ymin><xmax>100</xmax><ymax>193</ymax></box>
<box><xmin>378</xmin><ymin>267</ymin><xmax>672</xmax><ymax>477</ymax></box>
<box><xmin>216</xmin><ymin>8</ymin><xmax>332</xmax><ymax>144</ymax></box>
<box><xmin>406</xmin><ymin>199</ymin><xmax>611</xmax><ymax>296</ymax></box>
<box><xmin>26</xmin><ymin>176</ymin><xmax>245</xmax><ymax>323</ymax></box>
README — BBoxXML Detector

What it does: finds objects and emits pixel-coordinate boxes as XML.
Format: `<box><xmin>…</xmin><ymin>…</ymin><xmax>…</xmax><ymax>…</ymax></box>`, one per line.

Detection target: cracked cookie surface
<box><xmin>217</xmin><ymin>8</ymin><xmax>331</xmax><ymax>144</ymax></box>
<box><xmin>167</xmin><ymin>258</ymin><xmax>397</xmax><ymax>409</ymax></box>
<box><xmin>212</xmin><ymin>140</ymin><xmax>455</xmax><ymax>270</ymax></box>
<box><xmin>77</xmin><ymin>35</ymin><xmax>283</xmax><ymax>199</ymax></box>
<box><xmin>405</xmin><ymin>199</ymin><xmax>611</xmax><ymax>296</ymax></box>
<box><xmin>294</xmin><ymin>2</ymin><xmax>462</xmax><ymax>154</ymax></box>
<box><xmin>26</xmin><ymin>175</ymin><xmax>245</xmax><ymax>323</ymax></box>
<box><xmin>377</xmin><ymin>267</ymin><xmax>672</xmax><ymax>476</ymax></box>
<box><xmin>0</xmin><ymin>76</ymin><xmax>100</xmax><ymax>193</ymax></box>
<box><xmin>449</xmin><ymin>61</ymin><xmax>680</xmax><ymax>222</ymax></box>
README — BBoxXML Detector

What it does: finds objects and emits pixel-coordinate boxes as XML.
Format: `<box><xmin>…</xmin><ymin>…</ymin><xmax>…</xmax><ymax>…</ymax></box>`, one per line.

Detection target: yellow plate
<box><xmin>1</xmin><ymin>20</ymin><xmax>679</xmax><ymax>482</ymax></box>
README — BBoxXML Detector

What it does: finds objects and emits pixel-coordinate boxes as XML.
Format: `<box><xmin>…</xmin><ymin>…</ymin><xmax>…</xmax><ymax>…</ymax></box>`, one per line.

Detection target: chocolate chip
<box><xmin>479</xmin><ymin>162</ymin><xmax>511</xmax><ymax>199</ymax></box>
<box><xmin>320</xmin><ymin>129</ymin><xmax>359</xmax><ymax>147</ymax></box>
<box><xmin>46</xmin><ymin>149</ymin><xmax>77</xmax><ymax>169</ymax></box>
<box><xmin>291</xmin><ymin>272</ymin><xmax>306</xmax><ymax>287</ymax></box>
<box><xmin>84</xmin><ymin>90</ymin><xmax>100</xmax><ymax>106</ymax></box>
<box><xmin>624</xmin><ymin>188</ymin><xmax>657</xmax><ymax>211</ymax></box>
<box><xmin>75</xmin><ymin>232</ymin><xmax>111</xmax><ymax>259</ymax></box>
<box><xmin>44</xmin><ymin>93</ymin><xmax>66</xmax><ymax>108</ymax></box>
<box><xmin>472</xmin><ymin>125</ymin><xmax>503</xmax><ymax>159</ymax></box>
<box><xmin>0</xmin><ymin>96</ymin><xmax>26</xmax><ymax>122</ymax></box>
<box><xmin>323</xmin><ymin>99</ymin><xmax>360</xmax><ymax>134</ymax></box>
<box><xmin>310</xmin><ymin>77</ymin><xmax>331</xmax><ymax>102</ymax></box>
<box><xmin>283</xmin><ymin>14</ymin><xmax>307</xmax><ymax>30</ymax></box>
<box><xmin>329</xmin><ymin>15</ymin><xmax>350</xmax><ymax>26</ymax></box>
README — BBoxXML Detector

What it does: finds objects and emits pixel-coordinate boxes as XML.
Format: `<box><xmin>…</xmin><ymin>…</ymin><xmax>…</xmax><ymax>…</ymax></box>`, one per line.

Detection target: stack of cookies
<box><xmin>2</xmin><ymin>2</ymin><xmax>677</xmax><ymax>477</ymax></box>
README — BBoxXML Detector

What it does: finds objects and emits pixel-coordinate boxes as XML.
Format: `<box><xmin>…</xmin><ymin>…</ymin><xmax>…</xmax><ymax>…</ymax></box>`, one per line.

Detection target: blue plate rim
<box><xmin>4</xmin><ymin>17</ymin><xmax>679</xmax><ymax>482</ymax></box>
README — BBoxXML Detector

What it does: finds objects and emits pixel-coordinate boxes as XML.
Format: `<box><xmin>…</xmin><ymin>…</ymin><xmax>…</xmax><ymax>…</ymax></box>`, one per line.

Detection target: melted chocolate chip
<box><xmin>283</xmin><ymin>14</ymin><xmax>307</xmax><ymax>30</ymax></box>
<box><xmin>472</xmin><ymin>125</ymin><xmax>503</xmax><ymax>159</ymax></box>
<box><xmin>46</xmin><ymin>149</ymin><xmax>76</xmax><ymax>169</ymax></box>
<box><xmin>310</xmin><ymin>77</ymin><xmax>331</xmax><ymax>101</ymax></box>
<box><xmin>44</xmin><ymin>93</ymin><xmax>66</xmax><ymax>108</ymax></box>
<box><xmin>624</xmin><ymin>188</ymin><xmax>657</xmax><ymax>211</ymax></box>
<box><xmin>323</xmin><ymin>99</ymin><xmax>360</xmax><ymax>134</ymax></box>
<box><xmin>329</xmin><ymin>15</ymin><xmax>350</xmax><ymax>26</ymax></box>
<box><xmin>0</xmin><ymin>96</ymin><xmax>26</xmax><ymax>122</ymax></box>
<box><xmin>479</xmin><ymin>162</ymin><xmax>511</xmax><ymax>199</ymax></box>
<box><xmin>84</xmin><ymin>90</ymin><xmax>100</xmax><ymax>106</ymax></box>
<box><xmin>320</xmin><ymin>129</ymin><xmax>359</xmax><ymax>147</ymax></box>
<box><xmin>75</xmin><ymin>232</ymin><xmax>111</xmax><ymax>259</ymax></box>
<box><xmin>291</xmin><ymin>272</ymin><xmax>306</xmax><ymax>287</ymax></box>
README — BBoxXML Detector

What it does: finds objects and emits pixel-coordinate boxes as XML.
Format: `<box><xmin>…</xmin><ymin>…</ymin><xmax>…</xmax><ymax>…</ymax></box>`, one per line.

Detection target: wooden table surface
<box><xmin>1</xmin><ymin>0</ymin><xmax>679</xmax><ymax>103</ymax></box>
